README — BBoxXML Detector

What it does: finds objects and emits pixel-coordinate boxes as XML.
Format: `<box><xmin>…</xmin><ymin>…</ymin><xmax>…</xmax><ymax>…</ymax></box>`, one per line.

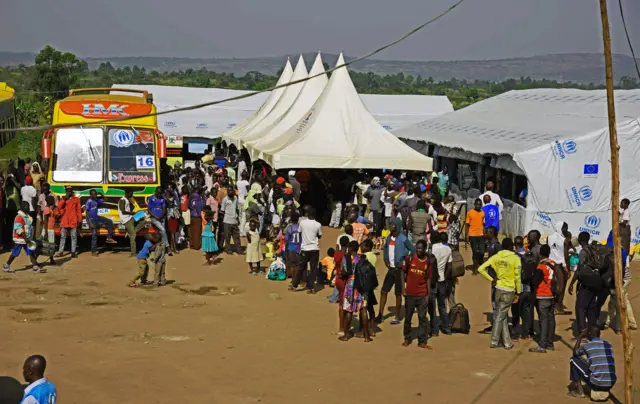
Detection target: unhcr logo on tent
<box><xmin>579</xmin><ymin>214</ymin><xmax>601</xmax><ymax>236</ymax></box>
<box><xmin>551</xmin><ymin>139</ymin><xmax>577</xmax><ymax>160</ymax></box>
<box><xmin>633</xmin><ymin>226</ymin><xmax>640</xmax><ymax>245</ymax></box>
<box><xmin>567</xmin><ymin>185</ymin><xmax>593</xmax><ymax>207</ymax></box>
<box><xmin>534</xmin><ymin>212</ymin><xmax>553</xmax><ymax>229</ymax></box>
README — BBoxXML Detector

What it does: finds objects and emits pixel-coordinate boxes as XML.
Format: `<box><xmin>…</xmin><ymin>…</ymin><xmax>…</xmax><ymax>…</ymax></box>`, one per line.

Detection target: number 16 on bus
<box><xmin>136</xmin><ymin>155</ymin><xmax>155</xmax><ymax>169</ymax></box>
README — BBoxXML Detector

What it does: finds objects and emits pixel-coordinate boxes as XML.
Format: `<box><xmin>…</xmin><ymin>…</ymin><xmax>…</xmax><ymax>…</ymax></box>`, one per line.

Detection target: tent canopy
<box><xmin>359</xmin><ymin>93</ymin><xmax>452</xmax><ymax>131</ymax></box>
<box><xmin>245</xmin><ymin>52</ymin><xmax>328</xmax><ymax>161</ymax></box>
<box><xmin>395</xmin><ymin>88</ymin><xmax>640</xmax><ymax>158</ymax></box>
<box><xmin>259</xmin><ymin>53</ymin><xmax>433</xmax><ymax>171</ymax></box>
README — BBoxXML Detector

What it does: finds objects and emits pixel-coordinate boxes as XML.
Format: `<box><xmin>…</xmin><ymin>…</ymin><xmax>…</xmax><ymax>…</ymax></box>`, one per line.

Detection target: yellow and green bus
<box><xmin>42</xmin><ymin>88</ymin><xmax>166</xmax><ymax>236</ymax></box>
<box><xmin>0</xmin><ymin>83</ymin><xmax>16</xmax><ymax>147</ymax></box>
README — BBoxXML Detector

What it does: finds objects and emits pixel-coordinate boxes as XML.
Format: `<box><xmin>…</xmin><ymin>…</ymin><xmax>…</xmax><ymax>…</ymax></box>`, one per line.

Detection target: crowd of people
<box><xmin>1</xmin><ymin>149</ymin><xmax>635</xmax><ymax>401</ymax></box>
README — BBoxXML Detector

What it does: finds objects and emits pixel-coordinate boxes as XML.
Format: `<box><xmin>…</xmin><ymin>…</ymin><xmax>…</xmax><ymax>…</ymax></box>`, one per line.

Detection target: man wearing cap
<box><xmin>288</xmin><ymin>171</ymin><xmax>301</xmax><ymax>201</ymax></box>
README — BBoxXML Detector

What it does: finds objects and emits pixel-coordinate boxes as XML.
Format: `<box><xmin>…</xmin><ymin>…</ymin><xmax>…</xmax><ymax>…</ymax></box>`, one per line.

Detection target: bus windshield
<box><xmin>107</xmin><ymin>127</ymin><xmax>156</xmax><ymax>184</ymax></box>
<box><xmin>53</xmin><ymin>127</ymin><xmax>104</xmax><ymax>183</ymax></box>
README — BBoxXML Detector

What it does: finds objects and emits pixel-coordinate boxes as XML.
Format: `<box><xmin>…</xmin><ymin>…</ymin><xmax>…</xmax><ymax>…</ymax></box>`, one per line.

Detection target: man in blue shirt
<box><xmin>147</xmin><ymin>187</ymin><xmax>169</xmax><ymax>247</ymax></box>
<box><xmin>569</xmin><ymin>325</ymin><xmax>617</xmax><ymax>398</ymax></box>
<box><xmin>86</xmin><ymin>189</ymin><xmax>117</xmax><ymax>255</ymax></box>
<box><xmin>21</xmin><ymin>355</ymin><xmax>56</xmax><ymax>404</ymax></box>
<box><xmin>481</xmin><ymin>194</ymin><xmax>500</xmax><ymax>233</ymax></box>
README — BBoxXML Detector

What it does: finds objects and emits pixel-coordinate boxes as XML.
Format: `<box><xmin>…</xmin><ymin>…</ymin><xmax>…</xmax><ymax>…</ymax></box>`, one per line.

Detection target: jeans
<box><xmin>448</xmin><ymin>281</ymin><xmax>457</xmax><ymax>309</ymax></box>
<box><xmin>404</xmin><ymin>295</ymin><xmax>428</xmax><ymax>344</ymax></box>
<box><xmin>537</xmin><ymin>298</ymin><xmax>556</xmax><ymax>348</ymax></box>
<box><xmin>606</xmin><ymin>279</ymin><xmax>637</xmax><ymax>330</ymax></box>
<box><xmin>124</xmin><ymin>219</ymin><xmax>146</xmax><ymax>254</ymax></box>
<box><xmin>88</xmin><ymin>216</ymin><xmax>114</xmax><ymax>252</ymax></box>
<box><xmin>223</xmin><ymin>223</ymin><xmax>241</xmax><ymax>253</ymax></box>
<box><xmin>491</xmin><ymin>289</ymin><xmax>515</xmax><ymax>347</ymax></box>
<box><xmin>429</xmin><ymin>281</ymin><xmax>450</xmax><ymax>333</ymax></box>
<box><xmin>570</xmin><ymin>356</ymin><xmax>612</xmax><ymax>392</ymax></box>
<box><xmin>372</xmin><ymin>210</ymin><xmax>383</xmax><ymax>237</ymax></box>
<box><xmin>58</xmin><ymin>227</ymin><xmax>77</xmax><ymax>254</ymax></box>
<box><xmin>511</xmin><ymin>291</ymin><xmax>532</xmax><ymax>336</ymax></box>
<box><xmin>150</xmin><ymin>217</ymin><xmax>169</xmax><ymax>246</ymax></box>
<box><xmin>293</xmin><ymin>249</ymin><xmax>320</xmax><ymax>291</ymax></box>
<box><xmin>329</xmin><ymin>202</ymin><xmax>342</xmax><ymax>228</ymax></box>
<box><xmin>575</xmin><ymin>286</ymin><xmax>608</xmax><ymax>332</ymax></box>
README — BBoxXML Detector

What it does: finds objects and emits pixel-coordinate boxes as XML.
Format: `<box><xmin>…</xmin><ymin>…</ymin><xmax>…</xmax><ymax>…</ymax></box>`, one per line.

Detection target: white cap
<box><xmin>288</xmin><ymin>170</ymin><xmax>296</xmax><ymax>177</ymax></box>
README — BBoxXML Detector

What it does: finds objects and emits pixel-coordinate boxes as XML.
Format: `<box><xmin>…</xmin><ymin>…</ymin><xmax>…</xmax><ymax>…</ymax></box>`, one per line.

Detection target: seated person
<box><xmin>320</xmin><ymin>248</ymin><xmax>336</xmax><ymax>285</ymax></box>
<box><xmin>568</xmin><ymin>325</ymin><xmax>616</xmax><ymax>399</ymax></box>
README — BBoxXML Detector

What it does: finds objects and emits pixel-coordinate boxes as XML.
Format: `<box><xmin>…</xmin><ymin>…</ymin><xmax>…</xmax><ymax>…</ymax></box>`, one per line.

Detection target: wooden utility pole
<box><xmin>599</xmin><ymin>1</ymin><xmax>634</xmax><ymax>402</ymax></box>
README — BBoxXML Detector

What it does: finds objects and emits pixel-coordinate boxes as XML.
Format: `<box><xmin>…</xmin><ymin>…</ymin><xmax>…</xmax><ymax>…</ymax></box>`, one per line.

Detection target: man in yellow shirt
<box><xmin>478</xmin><ymin>238</ymin><xmax>522</xmax><ymax>350</ymax></box>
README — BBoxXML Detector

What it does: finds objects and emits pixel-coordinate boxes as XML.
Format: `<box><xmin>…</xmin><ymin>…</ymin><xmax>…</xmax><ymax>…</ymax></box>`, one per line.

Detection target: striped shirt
<box><xmin>577</xmin><ymin>338</ymin><xmax>617</xmax><ymax>389</ymax></box>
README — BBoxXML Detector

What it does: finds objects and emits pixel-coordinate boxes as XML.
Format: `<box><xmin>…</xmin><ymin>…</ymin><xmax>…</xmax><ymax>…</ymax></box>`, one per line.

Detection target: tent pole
<box><xmin>599</xmin><ymin>1</ymin><xmax>634</xmax><ymax>402</ymax></box>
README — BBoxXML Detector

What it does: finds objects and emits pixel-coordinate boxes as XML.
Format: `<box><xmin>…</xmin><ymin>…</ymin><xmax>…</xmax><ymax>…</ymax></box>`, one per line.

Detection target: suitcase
<box><xmin>451</xmin><ymin>250</ymin><xmax>465</xmax><ymax>277</ymax></box>
<box><xmin>449</xmin><ymin>303</ymin><xmax>471</xmax><ymax>334</ymax></box>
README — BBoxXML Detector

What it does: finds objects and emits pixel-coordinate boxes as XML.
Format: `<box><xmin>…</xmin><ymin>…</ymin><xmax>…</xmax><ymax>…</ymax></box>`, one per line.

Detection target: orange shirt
<box><xmin>465</xmin><ymin>209</ymin><xmax>485</xmax><ymax>237</ymax></box>
<box><xmin>535</xmin><ymin>259</ymin><xmax>556</xmax><ymax>298</ymax></box>
<box><xmin>351</xmin><ymin>223</ymin><xmax>369</xmax><ymax>243</ymax></box>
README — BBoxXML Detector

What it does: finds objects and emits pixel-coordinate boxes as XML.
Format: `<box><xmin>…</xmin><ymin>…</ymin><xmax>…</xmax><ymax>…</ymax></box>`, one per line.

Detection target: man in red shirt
<box><xmin>56</xmin><ymin>186</ymin><xmax>82</xmax><ymax>258</ymax></box>
<box><xmin>530</xmin><ymin>244</ymin><xmax>557</xmax><ymax>353</ymax></box>
<box><xmin>401</xmin><ymin>239</ymin><xmax>433</xmax><ymax>349</ymax></box>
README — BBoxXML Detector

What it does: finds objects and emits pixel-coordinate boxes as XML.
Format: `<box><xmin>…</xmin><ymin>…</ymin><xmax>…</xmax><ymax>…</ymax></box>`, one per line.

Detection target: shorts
<box><xmin>381</xmin><ymin>268</ymin><xmax>402</xmax><ymax>296</ymax></box>
<box><xmin>181</xmin><ymin>211</ymin><xmax>191</xmax><ymax>226</ymax></box>
<box><xmin>469</xmin><ymin>236</ymin><xmax>485</xmax><ymax>262</ymax></box>
<box><xmin>12</xmin><ymin>244</ymin><xmax>34</xmax><ymax>257</ymax></box>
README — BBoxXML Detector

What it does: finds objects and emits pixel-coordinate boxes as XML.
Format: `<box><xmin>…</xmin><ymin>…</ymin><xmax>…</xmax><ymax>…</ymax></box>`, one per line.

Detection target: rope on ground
<box><xmin>0</xmin><ymin>0</ymin><xmax>468</xmax><ymax>133</ymax></box>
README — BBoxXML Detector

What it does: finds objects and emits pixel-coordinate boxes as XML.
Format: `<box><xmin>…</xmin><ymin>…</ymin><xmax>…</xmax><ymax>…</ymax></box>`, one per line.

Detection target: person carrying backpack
<box><xmin>569</xmin><ymin>232</ymin><xmax>612</xmax><ymax>334</ymax></box>
<box><xmin>530</xmin><ymin>245</ymin><xmax>557</xmax><ymax>353</ymax></box>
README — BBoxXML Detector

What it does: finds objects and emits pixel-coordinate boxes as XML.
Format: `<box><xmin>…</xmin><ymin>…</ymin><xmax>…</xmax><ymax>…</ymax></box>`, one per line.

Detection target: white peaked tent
<box><xmin>222</xmin><ymin>59</ymin><xmax>293</xmax><ymax>145</ymax></box>
<box><xmin>260</xmin><ymin>53</ymin><xmax>433</xmax><ymax>171</ymax></box>
<box><xmin>222</xmin><ymin>59</ymin><xmax>293</xmax><ymax>146</ymax></box>
<box><xmin>232</xmin><ymin>55</ymin><xmax>309</xmax><ymax>148</ymax></box>
<box><xmin>245</xmin><ymin>52</ymin><xmax>328</xmax><ymax>161</ymax></box>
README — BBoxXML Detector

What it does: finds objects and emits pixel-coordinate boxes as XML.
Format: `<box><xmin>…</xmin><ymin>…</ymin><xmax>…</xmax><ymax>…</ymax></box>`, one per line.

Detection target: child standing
<box><xmin>150</xmin><ymin>241</ymin><xmax>167</xmax><ymax>287</ymax></box>
<box><xmin>41</xmin><ymin>195</ymin><xmax>57</xmax><ymax>266</ymax></box>
<box><xmin>360</xmin><ymin>238</ymin><xmax>379</xmax><ymax>337</ymax></box>
<box><xmin>201</xmin><ymin>209</ymin><xmax>219</xmax><ymax>265</ymax></box>
<box><xmin>284</xmin><ymin>211</ymin><xmax>301</xmax><ymax>279</ymax></box>
<box><xmin>246</xmin><ymin>219</ymin><xmax>262</xmax><ymax>274</ymax></box>
<box><xmin>4</xmin><ymin>202</ymin><xmax>43</xmax><ymax>273</ymax></box>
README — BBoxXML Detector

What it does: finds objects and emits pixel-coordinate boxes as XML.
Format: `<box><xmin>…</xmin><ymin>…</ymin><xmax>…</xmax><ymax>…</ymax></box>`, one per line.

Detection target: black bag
<box><xmin>355</xmin><ymin>256</ymin><xmax>378</xmax><ymax>294</ymax></box>
<box><xmin>521</xmin><ymin>251</ymin><xmax>539</xmax><ymax>285</ymax></box>
<box><xmin>449</xmin><ymin>303</ymin><xmax>471</xmax><ymax>334</ymax></box>
<box><xmin>577</xmin><ymin>245</ymin><xmax>614</xmax><ymax>291</ymax></box>
<box><xmin>451</xmin><ymin>250</ymin><xmax>465</xmax><ymax>278</ymax></box>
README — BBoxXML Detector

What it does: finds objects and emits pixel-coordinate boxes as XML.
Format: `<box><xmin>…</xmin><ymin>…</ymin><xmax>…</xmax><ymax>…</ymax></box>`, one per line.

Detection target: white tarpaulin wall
<box><xmin>513</xmin><ymin>118</ymin><xmax>640</xmax><ymax>244</ymax></box>
<box><xmin>260</xmin><ymin>53</ymin><xmax>433</xmax><ymax>171</ymax></box>
<box><xmin>113</xmin><ymin>85</ymin><xmax>270</xmax><ymax>139</ymax></box>
<box><xmin>360</xmin><ymin>93</ymin><xmax>453</xmax><ymax>131</ymax></box>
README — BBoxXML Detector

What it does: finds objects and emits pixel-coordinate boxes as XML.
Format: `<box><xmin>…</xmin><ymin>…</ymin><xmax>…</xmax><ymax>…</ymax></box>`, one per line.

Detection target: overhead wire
<box><xmin>618</xmin><ymin>0</ymin><xmax>640</xmax><ymax>81</ymax></box>
<box><xmin>0</xmin><ymin>0</ymin><xmax>467</xmax><ymax>133</ymax></box>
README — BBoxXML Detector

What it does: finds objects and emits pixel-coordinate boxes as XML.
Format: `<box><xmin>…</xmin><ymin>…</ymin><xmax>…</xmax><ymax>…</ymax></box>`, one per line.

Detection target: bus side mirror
<box><xmin>42</xmin><ymin>129</ymin><xmax>53</xmax><ymax>159</ymax></box>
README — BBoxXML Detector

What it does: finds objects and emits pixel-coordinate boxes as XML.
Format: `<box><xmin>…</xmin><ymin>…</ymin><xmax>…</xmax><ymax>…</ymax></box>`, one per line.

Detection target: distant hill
<box><xmin>1</xmin><ymin>51</ymin><xmax>638</xmax><ymax>83</ymax></box>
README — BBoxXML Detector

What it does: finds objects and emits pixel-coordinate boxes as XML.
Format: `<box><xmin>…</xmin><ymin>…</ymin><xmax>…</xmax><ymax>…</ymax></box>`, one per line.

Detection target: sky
<box><xmin>1</xmin><ymin>0</ymin><xmax>639</xmax><ymax>61</ymax></box>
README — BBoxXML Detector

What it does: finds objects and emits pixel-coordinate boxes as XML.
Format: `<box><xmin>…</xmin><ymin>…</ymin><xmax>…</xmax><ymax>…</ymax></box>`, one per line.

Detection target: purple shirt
<box><xmin>284</xmin><ymin>223</ymin><xmax>301</xmax><ymax>253</ymax></box>
<box><xmin>189</xmin><ymin>193</ymin><xmax>203</xmax><ymax>217</ymax></box>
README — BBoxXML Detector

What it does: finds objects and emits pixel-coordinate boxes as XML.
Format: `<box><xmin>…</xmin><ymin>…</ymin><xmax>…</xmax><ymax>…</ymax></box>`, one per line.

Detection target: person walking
<box><xmin>56</xmin><ymin>187</ymin><xmax>82</xmax><ymax>258</ymax></box>
<box><xmin>478</xmin><ymin>238</ymin><xmax>522</xmax><ymax>350</ymax></box>
<box><xmin>291</xmin><ymin>207</ymin><xmax>322</xmax><ymax>294</ymax></box>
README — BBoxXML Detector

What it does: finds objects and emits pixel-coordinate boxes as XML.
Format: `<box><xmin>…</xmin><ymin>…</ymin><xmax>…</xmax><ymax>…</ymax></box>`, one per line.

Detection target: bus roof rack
<box><xmin>68</xmin><ymin>88</ymin><xmax>152</xmax><ymax>103</ymax></box>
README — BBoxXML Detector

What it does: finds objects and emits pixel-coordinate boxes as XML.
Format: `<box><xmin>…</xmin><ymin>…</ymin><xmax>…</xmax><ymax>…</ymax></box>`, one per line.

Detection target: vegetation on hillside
<box><xmin>1</xmin><ymin>46</ymin><xmax>639</xmax><ymax>158</ymax></box>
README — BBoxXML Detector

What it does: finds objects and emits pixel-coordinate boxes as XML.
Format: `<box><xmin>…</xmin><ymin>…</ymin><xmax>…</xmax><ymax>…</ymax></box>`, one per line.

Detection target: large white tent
<box><xmin>244</xmin><ymin>52</ymin><xmax>328</xmax><ymax>161</ymax></box>
<box><xmin>256</xmin><ymin>53</ymin><xmax>433</xmax><ymax>171</ymax></box>
<box><xmin>115</xmin><ymin>80</ymin><xmax>452</xmax><ymax>140</ymax></box>
<box><xmin>112</xmin><ymin>85</ymin><xmax>270</xmax><ymax>139</ymax></box>
<box><xmin>226</xmin><ymin>55</ymin><xmax>309</xmax><ymax>148</ymax></box>
<box><xmin>222</xmin><ymin>59</ymin><xmax>293</xmax><ymax>142</ymax></box>
<box><xmin>394</xmin><ymin>88</ymin><xmax>640</xmax><ymax>241</ymax></box>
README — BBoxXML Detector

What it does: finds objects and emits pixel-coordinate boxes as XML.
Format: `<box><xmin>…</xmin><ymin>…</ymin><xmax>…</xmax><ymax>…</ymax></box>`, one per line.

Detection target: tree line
<box><xmin>1</xmin><ymin>46</ymin><xmax>639</xmax><ymax>157</ymax></box>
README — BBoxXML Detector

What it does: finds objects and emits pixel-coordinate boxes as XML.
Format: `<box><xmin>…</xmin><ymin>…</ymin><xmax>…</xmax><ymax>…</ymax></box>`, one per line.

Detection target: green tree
<box><xmin>31</xmin><ymin>46</ymin><xmax>83</xmax><ymax>101</ymax></box>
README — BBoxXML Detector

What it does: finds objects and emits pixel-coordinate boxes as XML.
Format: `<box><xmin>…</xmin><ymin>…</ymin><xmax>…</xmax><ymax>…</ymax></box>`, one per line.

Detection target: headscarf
<box><xmin>607</xmin><ymin>230</ymin><xmax>628</xmax><ymax>268</ymax></box>
<box><xmin>244</xmin><ymin>183</ymin><xmax>264</xmax><ymax>211</ymax></box>
<box><xmin>372</xmin><ymin>176</ymin><xmax>381</xmax><ymax>187</ymax></box>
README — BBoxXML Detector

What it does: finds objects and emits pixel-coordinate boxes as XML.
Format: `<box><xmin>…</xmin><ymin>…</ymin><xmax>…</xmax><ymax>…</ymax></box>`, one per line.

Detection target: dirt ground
<box><xmin>0</xmin><ymin>227</ymin><xmax>638</xmax><ymax>403</ymax></box>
